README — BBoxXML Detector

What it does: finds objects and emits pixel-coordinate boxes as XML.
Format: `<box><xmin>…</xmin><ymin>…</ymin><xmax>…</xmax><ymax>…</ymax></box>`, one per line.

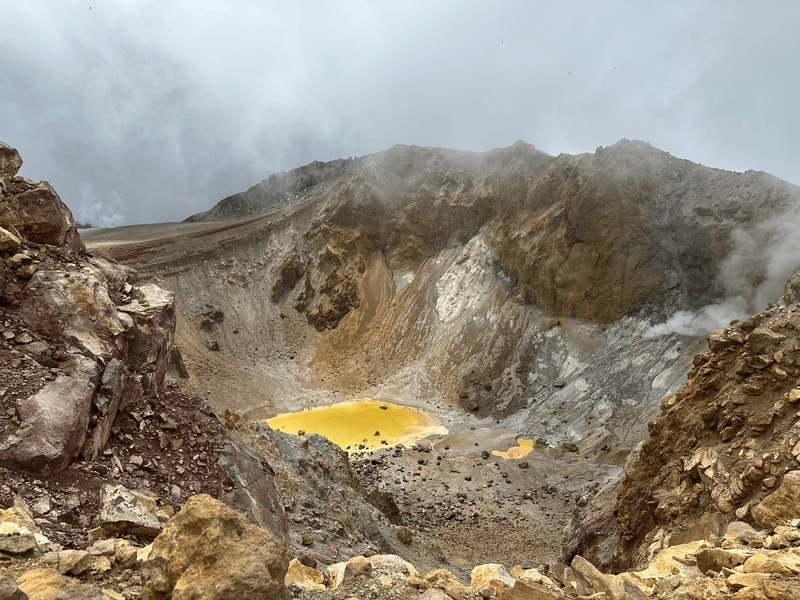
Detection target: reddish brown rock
<box><xmin>0</xmin><ymin>374</ymin><xmax>94</xmax><ymax>475</ymax></box>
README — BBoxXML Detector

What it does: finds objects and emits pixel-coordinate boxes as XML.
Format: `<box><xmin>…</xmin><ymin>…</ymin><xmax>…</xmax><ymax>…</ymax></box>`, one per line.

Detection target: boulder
<box><xmin>570</xmin><ymin>555</ymin><xmax>626</xmax><ymax>600</ymax></box>
<box><xmin>695</xmin><ymin>547</ymin><xmax>749</xmax><ymax>575</ymax></box>
<box><xmin>284</xmin><ymin>558</ymin><xmax>325</xmax><ymax>592</ymax></box>
<box><xmin>16</xmin><ymin>568</ymin><xmax>105</xmax><ymax>600</ymax></box>
<box><xmin>752</xmin><ymin>471</ymin><xmax>800</xmax><ymax>529</ymax></box>
<box><xmin>471</xmin><ymin>564</ymin><xmax>516</xmax><ymax>594</ymax></box>
<box><xmin>56</xmin><ymin>550</ymin><xmax>92</xmax><ymax>576</ymax></box>
<box><xmin>0</xmin><ymin>143</ymin><xmax>22</xmax><ymax>189</ymax></box>
<box><xmin>327</xmin><ymin>556</ymin><xmax>373</xmax><ymax>589</ymax></box>
<box><xmin>97</xmin><ymin>484</ymin><xmax>162</xmax><ymax>537</ymax></box>
<box><xmin>216</xmin><ymin>434</ymin><xmax>289</xmax><ymax>544</ymax></box>
<box><xmin>366</xmin><ymin>554</ymin><xmax>418</xmax><ymax>578</ymax></box>
<box><xmin>0</xmin><ymin>522</ymin><xmax>37</xmax><ymax>554</ymax></box>
<box><xmin>117</xmin><ymin>283</ymin><xmax>176</xmax><ymax>394</ymax></box>
<box><xmin>0</xmin><ymin>375</ymin><xmax>94</xmax><ymax>475</ymax></box>
<box><xmin>499</xmin><ymin>582</ymin><xmax>562</xmax><ymax>600</ymax></box>
<box><xmin>19</xmin><ymin>269</ymin><xmax>129</xmax><ymax>360</ymax></box>
<box><xmin>0</xmin><ymin>227</ymin><xmax>21</xmax><ymax>253</ymax></box>
<box><xmin>140</xmin><ymin>494</ymin><xmax>290</xmax><ymax>600</ymax></box>
<box><xmin>0</xmin><ymin>180</ymin><xmax>82</xmax><ymax>249</ymax></box>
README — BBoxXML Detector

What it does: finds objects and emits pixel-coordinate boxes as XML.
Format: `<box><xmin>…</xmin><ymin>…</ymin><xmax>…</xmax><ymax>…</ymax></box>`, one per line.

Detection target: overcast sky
<box><xmin>2</xmin><ymin>1</ymin><xmax>799</xmax><ymax>226</ymax></box>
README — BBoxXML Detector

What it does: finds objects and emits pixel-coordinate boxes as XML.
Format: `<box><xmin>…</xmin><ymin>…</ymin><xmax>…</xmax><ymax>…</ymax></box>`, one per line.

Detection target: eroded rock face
<box><xmin>140</xmin><ymin>494</ymin><xmax>291</xmax><ymax>600</ymax></box>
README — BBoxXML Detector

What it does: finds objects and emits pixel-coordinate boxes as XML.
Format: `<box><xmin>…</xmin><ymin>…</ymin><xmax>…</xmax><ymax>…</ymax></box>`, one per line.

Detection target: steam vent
<box><xmin>3</xmin><ymin>138</ymin><xmax>800</xmax><ymax>599</ymax></box>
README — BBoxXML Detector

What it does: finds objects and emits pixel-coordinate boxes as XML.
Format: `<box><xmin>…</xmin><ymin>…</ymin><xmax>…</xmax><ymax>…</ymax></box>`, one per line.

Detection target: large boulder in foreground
<box><xmin>140</xmin><ymin>494</ymin><xmax>290</xmax><ymax>600</ymax></box>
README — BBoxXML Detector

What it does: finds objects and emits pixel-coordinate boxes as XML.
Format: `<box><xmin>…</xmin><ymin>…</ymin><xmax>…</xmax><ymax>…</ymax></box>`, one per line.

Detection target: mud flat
<box><xmin>266</xmin><ymin>399</ymin><xmax>447</xmax><ymax>451</ymax></box>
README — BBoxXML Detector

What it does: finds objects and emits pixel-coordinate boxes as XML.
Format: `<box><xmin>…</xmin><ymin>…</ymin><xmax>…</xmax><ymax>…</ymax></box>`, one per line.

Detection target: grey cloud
<box><xmin>1</xmin><ymin>1</ymin><xmax>799</xmax><ymax>225</ymax></box>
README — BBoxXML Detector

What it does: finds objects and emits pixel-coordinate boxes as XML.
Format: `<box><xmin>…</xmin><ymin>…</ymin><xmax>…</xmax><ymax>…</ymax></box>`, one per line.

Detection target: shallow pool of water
<box><xmin>492</xmin><ymin>438</ymin><xmax>534</xmax><ymax>460</ymax></box>
<box><xmin>266</xmin><ymin>399</ymin><xmax>447</xmax><ymax>452</ymax></box>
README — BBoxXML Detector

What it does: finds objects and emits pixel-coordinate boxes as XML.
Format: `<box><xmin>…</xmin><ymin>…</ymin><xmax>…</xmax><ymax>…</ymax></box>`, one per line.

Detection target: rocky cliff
<box><xmin>572</xmin><ymin>274</ymin><xmax>800</xmax><ymax>575</ymax></box>
<box><xmin>0</xmin><ymin>142</ymin><xmax>178</xmax><ymax>476</ymax></box>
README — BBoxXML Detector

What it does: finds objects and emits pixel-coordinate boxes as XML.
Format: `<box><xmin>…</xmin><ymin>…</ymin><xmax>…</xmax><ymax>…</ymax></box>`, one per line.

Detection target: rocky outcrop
<box><xmin>0</xmin><ymin>142</ymin><xmax>177</xmax><ymax>476</ymax></box>
<box><xmin>568</xmin><ymin>271</ymin><xmax>800</xmax><ymax>573</ymax></box>
<box><xmin>140</xmin><ymin>494</ymin><xmax>291</xmax><ymax>600</ymax></box>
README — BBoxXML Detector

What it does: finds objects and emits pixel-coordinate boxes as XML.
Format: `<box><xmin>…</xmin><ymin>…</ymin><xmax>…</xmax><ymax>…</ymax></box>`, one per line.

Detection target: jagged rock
<box><xmin>0</xmin><ymin>522</ymin><xmax>37</xmax><ymax>554</ymax></box>
<box><xmin>695</xmin><ymin>547</ymin><xmax>749</xmax><ymax>575</ymax></box>
<box><xmin>327</xmin><ymin>556</ymin><xmax>373</xmax><ymax>589</ymax></box>
<box><xmin>0</xmin><ymin>228</ymin><xmax>22</xmax><ymax>253</ymax></box>
<box><xmin>0</xmin><ymin>575</ymin><xmax>27</xmax><ymax>600</ymax></box>
<box><xmin>19</xmin><ymin>268</ymin><xmax>129</xmax><ymax>360</ymax></box>
<box><xmin>284</xmin><ymin>558</ymin><xmax>325</xmax><ymax>592</ymax></box>
<box><xmin>85</xmin><ymin>255</ymin><xmax>136</xmax><ymax>294</ymax></box>
<box><xmin>216</xmin><ymin>433</ymin><xmax>289</xmax><ymax>544</ymax></box>
<box><xmin>470</xmin><ymin>564</ymin><xmax>516</xmax><ymax>594</ymax></box>
<box><xmin>117</xmin><ymin>283</ymin><xmax>176</xmax><ymax>394</ymax></box>
<box><xmin>752</xmin><ymin>471</ymin><xmax>800</xmax><ymax>529</ymax></box>
<box><xmin>82</xmin><ymin>359</ymin><xmax>142</xmax><ymax>462</ymax></box>
<box><xmin>97</xmin><ymin>484</ymin><xmax>162</xmax><ymax>537</ymax></box>
<box><xmin>0</xmin><ymin>179</ymin><xmax>83</xmax><ymax>250</ymax></box>
<box><xmin>140</xmin><ymin>494</ymin><xmax>290</xmax><ymax>600</ymax></box>
<box><xmin>0</xmin><ymin>499</ymin><xmax>41</xmax><ymax>534</ymax></box>
<box><xmin>707</xmin><ymin>328</ymin><xmax>737</xmax><ymax>351</ymax></box>
<box><xmin>56</xmin><ymin>550</ymin><xmax>92</xmax><ymax>576</ymax></box>
<box><xmin>16</xmin><ymin>568</ymin><xmax>105</xmax><ymax>600</ymax></box>
<box><xmin>421</xmin><ymin>569</ymin><xmax>471</xmax><ymax>599</ymax></box>
<box><xmin>570</xmin><ymin>555</ymin><xmax>626</xmax><ymax>599</ymax></box>
<box><xmin>0</xmin><ymin>142</ymin><xmax>22</xmax><ymax>189</ymax></box>
<box><xmin>0</xmin><ymin>374</ymin><xmax>94</xmax><ymax>475</ymax></box>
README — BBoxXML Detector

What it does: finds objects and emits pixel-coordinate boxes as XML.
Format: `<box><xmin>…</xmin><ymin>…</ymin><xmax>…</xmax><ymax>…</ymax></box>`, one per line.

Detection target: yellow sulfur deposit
<box><xmin>266</xmin><ymin>399</ymin><xmax>446</xmax><ymax>452</ymax></box>
<box><xmin>492</xmin><ymin>438</ymin><xmax>534</xmax><ymax>460</ymax></box>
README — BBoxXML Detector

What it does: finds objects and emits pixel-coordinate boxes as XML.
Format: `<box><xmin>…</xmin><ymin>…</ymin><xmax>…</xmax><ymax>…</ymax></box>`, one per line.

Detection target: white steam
<box><xmin>644</xmin><ymin>212</ymin><xmax>800</xmax><ymax>339</ymax></box>
<box><xmin>75</xmin><ymin>183</ymin><xmax>127</xmax><ymax>228</ymax></box>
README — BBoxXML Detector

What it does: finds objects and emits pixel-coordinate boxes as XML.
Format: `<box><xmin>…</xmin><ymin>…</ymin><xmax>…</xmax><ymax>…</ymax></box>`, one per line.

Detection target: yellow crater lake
<box><xmin>266</xmin><ymin>399</ymin><xmax>447</xmax><ymax>452</ymax></box>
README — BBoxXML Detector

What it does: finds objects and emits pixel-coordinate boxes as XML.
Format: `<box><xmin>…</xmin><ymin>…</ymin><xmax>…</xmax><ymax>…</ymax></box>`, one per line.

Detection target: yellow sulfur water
<box><xmin>492</xmin><ymin>438</ymin><xmax>534</xmax><ymax>460</ymax></box>
<box><xmin>266</xmin><ymin>399</ymin><xmax>447</xmax><ymax>452</ymax></box>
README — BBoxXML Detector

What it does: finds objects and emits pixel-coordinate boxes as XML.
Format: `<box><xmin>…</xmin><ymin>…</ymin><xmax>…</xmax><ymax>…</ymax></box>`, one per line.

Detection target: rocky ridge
<box><xmin>563</xmin><ymin>273</ymin><xmax>800</xmax><ymax>577</ymax></box>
